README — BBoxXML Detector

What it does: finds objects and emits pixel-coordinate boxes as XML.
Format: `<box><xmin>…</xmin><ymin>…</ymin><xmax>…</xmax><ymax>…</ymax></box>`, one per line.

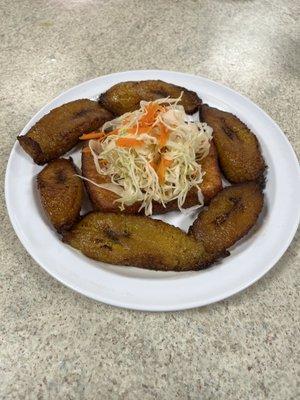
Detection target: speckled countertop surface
<box><xmin>1</xmin><ymin>0</ymin><xmax>299</xmax><ymax>399</ymax></box>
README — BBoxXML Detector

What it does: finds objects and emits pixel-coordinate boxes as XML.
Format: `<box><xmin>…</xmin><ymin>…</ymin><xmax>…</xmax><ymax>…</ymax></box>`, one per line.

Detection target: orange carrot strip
<box><xmin>139</xmin><ymin>103</ymin><xmax>164</xmax><ymax>126</ymax></box>
<box><xmin>79</xmin><ymin>131</ymin><xmax>106</xmax><ymax>140</ymax></box>
<box><xmin>139</xmin><ymin>126</ymin><xmax>151</xmax><ymax>134</ymax></box>
<box><xmin>126</xmin><ymin>125</ymin><xmax>138</xmax><ymax>135</ymax></box>
<box><xmin>149</xmin><ymin>160</ymin><xmax>158</xmax><ymax>171</ymax></box>
<box><xmin>157</xmin><ymin>158</ymin><xmax>172</xmax><ymax>184</ymax></box>
<box><xmin>126</xmin><ymin>125</ymin><xmax>152</xmax><ymax>135</ymax></box>
<box><xmin>126</xmin><ymin>125</ymin><xmax>151</xmax><ymax>134</ymax></box>
<box><xmin>116</xmin><ymin>138</ymin><xmax>145</xmax><ymax>148</ymax></box>
<box><xmin>79</xmin><ymin>128</ymin><xmax>119</xmax><ymax>141</ymax></box>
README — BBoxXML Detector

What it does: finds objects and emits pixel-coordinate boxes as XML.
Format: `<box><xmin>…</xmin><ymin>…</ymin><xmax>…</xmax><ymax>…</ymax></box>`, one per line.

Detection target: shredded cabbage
<box><xmin>88</xmin><ymin>95</ymin><xmax>212</xmax><ymax>216</ymax></box>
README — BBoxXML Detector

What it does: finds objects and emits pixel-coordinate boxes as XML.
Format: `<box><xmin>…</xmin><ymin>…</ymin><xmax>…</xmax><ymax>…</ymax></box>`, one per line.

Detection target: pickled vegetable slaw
<box><xmin>80</xmin><ymin>95</ymin><xmax>212</xmax><ymax>216</ymax></box>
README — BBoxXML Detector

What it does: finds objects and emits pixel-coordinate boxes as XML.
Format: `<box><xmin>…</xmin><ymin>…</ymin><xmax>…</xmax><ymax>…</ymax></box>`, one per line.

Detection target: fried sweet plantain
<box><xmin>98</xmin><ymin>80</ymin><xmax>202</xmax><ymax>115</ymax></box>
<box><xmin>37</xmin><ymin>158</ymin><xmax>84</xmax><ymax>233</ymax></box>
<box><xmin>81</xmin><ymin>146</ymin><xmax>140</xmax><ymax>214</ymax></box>
<box><xmin>81</xmin><ymin>142</ymin><xmax>222</xmax><ymax>214</ymax></box>
<box><xmin>189</xmin><ymin>182</ymin><xmax>264</xmax><ymax>256</ymax></box>
<box><xmin>199</xmin><ymin>142</ymin><xmax>223</xmax><ymax>202</ymax></box>
<box><xmin>63</xmin><ymin>184</ymin><xmax>263</xmax><ymax>271</ymax></box>
<box><xmin>200</xmin><ymin>105</ymin><xmax>266</xmax><ymax>183</ymax></box>
<box><xmin>18</xmin><ymin>99</ymin><xmax>113</xmax><ymax>165</ymax></box>
<box><xmin>62</xmin><ymin>212</ymin><xmax>214</xmax><ymax>271</ymax></box>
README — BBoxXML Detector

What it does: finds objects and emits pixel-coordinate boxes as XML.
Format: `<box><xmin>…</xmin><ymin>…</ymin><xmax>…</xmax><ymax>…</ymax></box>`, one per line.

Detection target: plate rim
<box><xmin>5</xmin><ymin>69</ymin><xmax>300</xmax><ymax>311</ymax></box>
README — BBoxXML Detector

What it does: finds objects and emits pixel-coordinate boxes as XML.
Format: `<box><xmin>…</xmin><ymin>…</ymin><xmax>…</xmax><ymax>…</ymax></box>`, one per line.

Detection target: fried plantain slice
<box><xmin>199</xmin><ymin>141</ymin><xmax>223</xmax><ymax>203</ymax></box>
<box><xmin>200</xmin><ymin>105</ymin><xmax>266</xmax><ymax>183</ymax></box>
<box><xmin>18</xmin><ymin>99</ymin><xmax>113</xmax><ymax>165</ymax></box>
<box><xmin>189</xmin><ymin>182</ymin><xmax>264</xmax><ymax>256</ymax></box>
<box><xmin>81</xmin><ymin>142</ymin><xmax>222</xmax><ymax>214</ymax></box>
<box><xmin>37</xmin><ymin>158</ymin><xmax>84</xmax><ymax>233</ymax></box>
<box><xmin>62</xmin><ymin>212</ymin><xmax>215</xmax><ymax>271</ymax></box>
<box><xmin>98</xmin><ymin>80</ymin><xmax>202</xmax><ymax>115</ymax></box>
<box><xmin>81</xmin><ymin>146</ymin><xmax>140</xmax><ymax>214</ymax></box>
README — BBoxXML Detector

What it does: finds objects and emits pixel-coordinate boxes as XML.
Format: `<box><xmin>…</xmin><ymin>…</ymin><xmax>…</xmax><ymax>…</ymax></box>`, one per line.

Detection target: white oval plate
<box><xmin>5</xmin><ymin>70</ymin><xmax>300</xmax><ymax>311</ymax></box>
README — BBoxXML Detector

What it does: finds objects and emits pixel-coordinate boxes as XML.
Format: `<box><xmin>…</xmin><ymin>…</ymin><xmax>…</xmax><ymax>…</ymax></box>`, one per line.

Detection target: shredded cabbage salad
<box><xmin>83</xmin><ymin>94</ymin><xmax>212</xmax><ymax>216</ymax></box>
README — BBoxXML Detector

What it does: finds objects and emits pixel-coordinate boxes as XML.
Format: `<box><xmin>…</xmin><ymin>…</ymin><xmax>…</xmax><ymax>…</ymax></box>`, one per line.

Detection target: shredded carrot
<box><xmin>156</xmin><ymin>158</ymin><xmax>172</xmax><ymax>184</ymax></box>
<box><xmin>126</xmin><ymin>126</ymin><xmax>137</xmax><ymax>135</ymax></box>
<box><xmin>116</xmin><ymin>138</ymin><xmax>145</xmax><ymax>148</ymax></box>
<box><xmin>149</xmin><ymin>159</ymin><xmax>158</xmax><ymax>171</ymax></box>
<box><xmin>79</xmin><ymin>128</ymin><xmax>119</xmax><ymax>141</ymax></box>
<box><xmin>126</xmin><ymin>125</ymin><xmax>151</xmax><ymax>135</ymax></box>
<box><xmin>106</xmin><ymin>128</ymin><xmax>120</xmax><ymax>136</ymax></box>
<box><xmin>79</xmin><ymin>131</ymin><xmax>106</xmax><ymax>140</ymax></box>
<box><xmin>139</xmin><ymin>103</ymin><xmax>164</xmax><ymax>126</ymax></box>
